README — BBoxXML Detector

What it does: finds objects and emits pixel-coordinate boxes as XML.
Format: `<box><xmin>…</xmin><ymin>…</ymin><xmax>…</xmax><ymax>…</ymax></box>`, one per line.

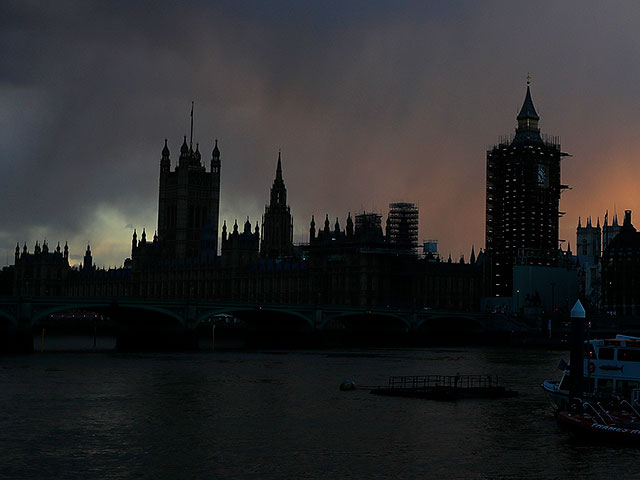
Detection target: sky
<box><xmin>3</xmin><ymin>0</ymin><xmax>640</xmax><ymax>267</ymax></box>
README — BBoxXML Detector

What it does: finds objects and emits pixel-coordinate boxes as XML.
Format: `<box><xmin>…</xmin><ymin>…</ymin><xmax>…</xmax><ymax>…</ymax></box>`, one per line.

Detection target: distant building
<box><xmin>576</xmin><ymin>216</ymin><xmax>602</xmax><ymax>306</ymax></box>
<box><xmin>157</xmin><ymin>134</ymin><xmax>221</xmax><ymax>259</ymax></box>
<box><xmin>386</xmin><ymin>202</ymin><xmax>419</xmax><ymax>254</ymax></box>
<box><xmin>602</xmin><ymin>210</ymin><xmax>640</xmax><ymax>316</ymax></box>
<box><xmin>13</xmin><ymin>241</ymin><xmax>70</xmax><ymax>296</ymax></box>
<box><xmin>603</xmin><ymin>210</ymin><xmax>622</xmax><ymax>252</ymax></box>
<box><xmin>261</xmin><ymin>152</ymin><xmax>293</xmax><ymax>258</ymax></box>
<box><xmin>485</xmin><ymin>83</ymin><xmax>568</xmax><ymax>297</ymax></box>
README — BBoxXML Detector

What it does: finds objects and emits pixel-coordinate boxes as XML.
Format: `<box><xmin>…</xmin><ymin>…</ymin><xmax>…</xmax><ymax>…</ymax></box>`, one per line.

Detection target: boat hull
<box><xmin>556</xmin><ymin>411</ymin><xmax>640</xmax><ymax>443</ymax></box>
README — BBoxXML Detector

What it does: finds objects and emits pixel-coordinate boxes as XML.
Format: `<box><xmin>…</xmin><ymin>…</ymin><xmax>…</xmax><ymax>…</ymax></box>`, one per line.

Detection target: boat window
<box><xmin>599</xmin><ymin>348</ymin><xmax>614</xmax><ymax>360</ymax></box>
<box><xmin>619</xmin><ymin>349</ymin><xmax>640</xmax><ymax>362</ymax></box>
<box><xmin>585</xmin><ymin>344</ymin><xmax>597</xmax><ymax>359</ymax></box>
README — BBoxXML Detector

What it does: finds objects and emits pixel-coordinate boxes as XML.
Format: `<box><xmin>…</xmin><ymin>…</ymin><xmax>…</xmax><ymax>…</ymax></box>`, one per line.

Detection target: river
<box><xmin>2</xmin><ymin>343</ymin><xmax>639</xmax><ymax>479</ymax></box>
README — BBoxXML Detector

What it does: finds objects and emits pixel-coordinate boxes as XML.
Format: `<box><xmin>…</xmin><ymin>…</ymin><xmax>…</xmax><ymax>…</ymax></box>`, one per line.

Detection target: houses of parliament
<box><xmin>6</xmin><ymin>117</ymin><xmax>482</xmax><ymax>312</ymax></box>
<box><xmin>8</xmin><ymin>83</ymin><xmax>638</xmax><ymax>323</ymax></box>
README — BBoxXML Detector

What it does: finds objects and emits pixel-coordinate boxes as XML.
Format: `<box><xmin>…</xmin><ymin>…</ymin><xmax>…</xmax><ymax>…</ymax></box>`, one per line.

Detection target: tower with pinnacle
<box><xmin>156</xmin><ymin>106</ymin><xmax>221</xmax><ymax>259</ymax></box>
<box><xmin>485</xmin><ymin>81</ymin><xmax>568</xmax><ymax>297</ymax></box>
<box><xmin>260</xmin><ymin>152</ymin><xmax>293</xmax><ymax>258</ymax></box>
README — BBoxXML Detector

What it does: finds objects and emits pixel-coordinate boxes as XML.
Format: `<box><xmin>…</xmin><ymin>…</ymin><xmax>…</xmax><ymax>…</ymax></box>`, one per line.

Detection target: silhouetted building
<box><xmin>603</xmin><ymin>210</ymin><xmax>621</xmax><ymax>252</ymax></box>
<box><xmin>386</xmin><ymin>202</ymin><xmax>419</xmax><ymax>254</ymax></box>
<box><xmin>222</xmin><ymin>218</ymin><xmax>260</xmax><ymax>268</ymax></box>
<box><xmin>485</xmin><ymin>83</ymin><xmax>568</xmax><ymax>296</ymax></box>
<box><xmin>157</xmin><ymin>133</ymin><xmax>221</xmax><ymax>259</ymax></box>
<box><xmin>13</xmin><ymin>241</ymin><xmax>70</xmax><ymax>296</ymax></box>
<box><xmin>577</xmin><ymin>216</ymin><xmax>602</xmax><ymax>305</ymax></box>
<box><xmin>261</xmin><ymin>152</ymin><xmax>293</xmax><ymax>258</ymax></box>
<box><xmin>602</xmin><ymin>210</ymin><xmax>640</xmax><ymax>316</ymax></box>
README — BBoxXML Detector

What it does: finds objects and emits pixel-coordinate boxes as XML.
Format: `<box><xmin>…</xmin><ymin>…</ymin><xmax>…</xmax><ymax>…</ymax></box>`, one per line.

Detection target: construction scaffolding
<box><xmin>386</xmin><ymin>202</ymin><xmax>419</xmax><ymax>253</ymax></box>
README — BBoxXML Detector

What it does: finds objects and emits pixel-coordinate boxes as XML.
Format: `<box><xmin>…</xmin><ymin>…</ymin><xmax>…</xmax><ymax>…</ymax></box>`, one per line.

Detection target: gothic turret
<box><xmin>132</xmin><ymin>229</ymin><xmax>138</xmax><ymax>255</ymax></box>
<box><xmin>83</xmin><ymin>244</ymin><xmax>92</xmax><ymax>270</ymax></box>
<box><xmin>179</xmin><ymin>135</ymin><xmax>190</xmax><ymax>166</ymax></box>
<box><xmin>310</xmin><ymin>215</ymin><xmax>316</xmax><ymax>242</ymax></box>
<box><xmin>346</xmin><ymin>213</ymin><xmax>354</xmax><ymax>238</ymax></box>
<box><xmin>161</xmin><ymin>139</ymin><xmax>170</xmax><ymax>173</ymax></box>
<box><xmin>194</xmin><ymin>143</ymin><xmax>201</xmax><ymax>164</ymax></box>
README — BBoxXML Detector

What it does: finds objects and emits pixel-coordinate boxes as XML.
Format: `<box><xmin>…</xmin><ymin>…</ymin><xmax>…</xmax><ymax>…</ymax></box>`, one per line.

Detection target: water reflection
<box><xmin>2</xmin><ymin>347</ymin><xmax>640</xmax><ymax>479</ymax></box>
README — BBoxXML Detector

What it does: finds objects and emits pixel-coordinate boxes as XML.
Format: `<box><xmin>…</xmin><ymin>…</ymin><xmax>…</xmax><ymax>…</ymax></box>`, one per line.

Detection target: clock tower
<box><xmin>485</xmin><ymin>82</ymin><xmax>568</xmax><ymax>297</ymax></box>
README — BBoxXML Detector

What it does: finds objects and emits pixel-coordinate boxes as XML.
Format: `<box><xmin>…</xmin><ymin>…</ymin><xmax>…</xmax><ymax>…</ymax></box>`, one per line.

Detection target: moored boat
<box><xmin>556</xmin><ymin>401</ymin><xmax>640</xmax><ymax>443</ymax></box>
<box><xmin>543</xmin><ymin>335</ymin><xmax>640</xmax><ymax>410</ymax></box>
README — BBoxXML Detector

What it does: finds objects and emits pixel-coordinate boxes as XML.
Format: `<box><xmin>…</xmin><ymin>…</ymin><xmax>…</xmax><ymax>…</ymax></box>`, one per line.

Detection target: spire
<box><xmin>276</xmin><ymin>150</ymin><xmax>283</xmax><ymax>182</ymax></box>
<box><xmin>180</xmin><ymin>135</ymin><xmax>189</xmax><ymax>155</ymax></box>
<box><xmin>470</xmin><ymin>245</ymin><xmax>476</xmax><ymax>264</ymax></box>
<box><xmin>212</xmin><ymin>139</ymin><xmax>220</xmax><ymax>159</ymax></box>
<box><xmin>334</xmin><ymin>217</ymin><xmax>340</xmax><ymax>235</ymax></box>
<box><xmin>597</xmin><ymin>216</ymin><xmax>601</xmax><ymax>229</ymax></box>
<box><xmin>162</xmin><ymin>138</ymin><xmax>170</xmax><ymax>157</ymax></box>
<box><xmin>346</xmin><ymin>212</ymin><xmax>354</xmax><ymax>238</ymax></box>
<box><xmin>195</xmin><ymin>143</ymin><xmax>201</xmax><ymax>163</ymax></box>
<box><xmin>324</xmin><ymin>214</ymin><xmax>330</xmax><ymax>234</ymax></box>
<box><xmin>578</xmin><ymin>216</ymin><xmax>582</xmax><ymax>228</ymax></box>
<box><xmin>270</xmin><ymin>151</ymin><xmax>287</xmax><ymax>207</ymax></box>
<box><xmin>514</xmin><ymin>78</ymin><xmax>542</xmax><ymax>143</ymax></box>
<box><xmin>190</xmin><ymin>101</ymin><xmax>194</xmax><ymax>151</ymax></box>
<box><xmin>310</xmin><ymin>215</ymin><xmax>316</xmax><ymax>241</ymax></box>
<box><xmin>517</xmin><ymin>85</ymin><xmax>539</xmax><ymax>122</ymax></box>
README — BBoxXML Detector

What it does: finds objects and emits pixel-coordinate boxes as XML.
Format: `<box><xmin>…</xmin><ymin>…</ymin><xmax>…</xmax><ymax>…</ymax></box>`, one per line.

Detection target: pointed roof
<box><xmin>162</xmin><ymin>138</ymin><xmax>170</xmax><ymax>157</ymax></box>
<box><xmin>513</xmin><ymin>80</ymin><xmax>542</xmax><ymax>144</ymax></box>
<box><xmin>276</xmin><ymin>150</ymin><xmax>283</xmax><ymax>182</ymax></box>
<box><xmin>180</xmin><ymin>135</ymin><xmax>189</xmax><ymax>154</ymax></box>
<box><xmin>212</xmin><ymin>139</ymin><xmax>220</xmax><ymax>159</ymax></box>
<box><xmin>517</xmin><ymin>85</ymin><xmax>539</xmax><ymax>121</ymax></box>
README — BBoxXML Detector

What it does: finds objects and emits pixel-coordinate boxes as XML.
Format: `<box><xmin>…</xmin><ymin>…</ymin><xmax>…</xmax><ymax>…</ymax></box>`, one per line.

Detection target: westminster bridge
<box><xmin>0</xmin><ymin>296</ymin><xmax>526</xmax><ymax>352</ymax></box>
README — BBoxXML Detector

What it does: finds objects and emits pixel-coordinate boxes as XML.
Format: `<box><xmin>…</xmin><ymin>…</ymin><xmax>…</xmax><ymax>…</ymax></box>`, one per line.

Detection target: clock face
<box><xmin>537</xmin><ymin>165</ymin><xmax>547</xmax><ymax>185</ymax></box>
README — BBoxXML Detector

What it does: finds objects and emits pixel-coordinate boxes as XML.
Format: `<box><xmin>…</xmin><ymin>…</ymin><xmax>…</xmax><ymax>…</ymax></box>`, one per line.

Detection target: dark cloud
<box><xmin>2</xmin><ymin>1</ymin><xmax>640</xmax><ymax>266</ymax></box>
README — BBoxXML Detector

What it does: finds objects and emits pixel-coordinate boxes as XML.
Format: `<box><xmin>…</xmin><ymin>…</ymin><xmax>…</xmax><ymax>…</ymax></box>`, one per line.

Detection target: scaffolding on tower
<box><xmin>386</xmin><ymin>202</ymin><xmax>419</xmax><ymax>255</ymax></box>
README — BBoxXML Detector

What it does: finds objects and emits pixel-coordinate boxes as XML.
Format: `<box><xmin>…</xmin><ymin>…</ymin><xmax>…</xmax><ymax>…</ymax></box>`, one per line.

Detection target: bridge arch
<box><xmin>197</xmin><ymin>307</ymin><xmax>314</xmax><ymax>331</ymax></box>
<box><xmin>30</xmin><ymin>303</ymin><xmax>186</xmax><ymax>328</ymax></box>
<box><xmin>0</xmin><ymin>310</ymin><xmax>17</xmax><ymax>328</ymax></box>
<box><xmin>321</xmin><ymin>311</ymin><xmax>411</xmax><ymax>332</ymax></box>
<box><xmin>416</xmin><ymin>314</ymin><xmax>485</xmax><ymax>334</ymax></box>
